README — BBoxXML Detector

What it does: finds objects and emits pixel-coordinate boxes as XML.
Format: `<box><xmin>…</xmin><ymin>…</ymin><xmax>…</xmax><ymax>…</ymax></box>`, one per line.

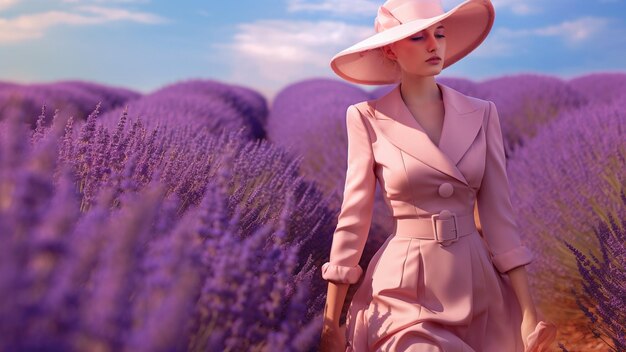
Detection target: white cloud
<box><xmin>497</xmin><ymin>16</ymin><xmax>611</xmax><ymax>46</ymax></box>
<box><xmin>0</xmin><ymin>0</ymin><xmax>18</xmax><ymax>11</ymax></box>
<box><xmin>533</xmin><ymin>17</ymin><xmax>611</xmax><ymax>44</ymax></box>
<box><xmin>231</xmin><ymin>19</ymin><xmax>371</xmax><ymax>64</ymax></box>
<box><xmin>0</xmin><ymin>4</ymin><xmax>167</xmax><ymax>44</ymax></box>
<box><xmin>219</xmin><ymin>19</ymin><xmax>372</xmax><ymax>98</ymax></box>
<box><xmin>456</xmin><ymin>15</ymin><xmax>614</xmax><ymax>59</ymax></box>
<box><xmin>490</xmin><ymin>0</ymin><xmax>541</xmax><ymax>15</ymax></box>
<box><xmin>286</xmin><ymin>0</ymin><xmax>379</xmax><ymax>16</ymax></box>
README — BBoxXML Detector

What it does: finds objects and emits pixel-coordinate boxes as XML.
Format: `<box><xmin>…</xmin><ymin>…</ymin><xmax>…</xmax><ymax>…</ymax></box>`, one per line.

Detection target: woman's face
<box><xmin>382</xmin><ymin>22</ymin><xmax>446</xmax><ymax>77</ymax></box>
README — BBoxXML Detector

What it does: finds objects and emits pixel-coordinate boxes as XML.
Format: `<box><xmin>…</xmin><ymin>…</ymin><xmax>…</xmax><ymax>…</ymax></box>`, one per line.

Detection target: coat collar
<box><xmin>368</xmin><ymin>82</ymin><xmax>485</xmax><ymax>186</ymax></box>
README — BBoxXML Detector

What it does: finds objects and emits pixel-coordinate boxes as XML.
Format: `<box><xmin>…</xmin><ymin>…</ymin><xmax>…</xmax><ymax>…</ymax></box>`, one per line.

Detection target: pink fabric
<box><xmin>492</xmin><ymin>245</ymin><xmax>535</xmax><ymax>273</ymax></box>
<box><xmin>374</xmin><ymin>5</ymin><xmax>402</xmax><ymax>33</ymax></box>
<box><xmin>375</xmin><ymin>0</ymin><xmax>445</xmax><ymax>32</ymax></box>
<box><xmin>322</xmin><ymin>83</ymin><xmax>540</xmax><ymax>351</ymax></box>
<box><xmin>321</xmin><ymin>262</ymin><xmax>363</xmax><ymax>284</ymax></box>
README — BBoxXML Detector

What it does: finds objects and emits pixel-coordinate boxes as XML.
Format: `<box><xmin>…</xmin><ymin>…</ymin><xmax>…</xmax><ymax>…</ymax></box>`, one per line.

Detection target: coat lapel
<box><xmin>370</xmin><ymin>82</ymin><xmax>485</xmax><ymax>186</ymax></box>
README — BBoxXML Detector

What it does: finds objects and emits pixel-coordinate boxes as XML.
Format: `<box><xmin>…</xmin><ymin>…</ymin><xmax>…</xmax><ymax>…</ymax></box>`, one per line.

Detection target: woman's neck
<box><xmin>398</xmin><ymin>75</ymin><xmax>442</xmax><ymax>106</ymax></box>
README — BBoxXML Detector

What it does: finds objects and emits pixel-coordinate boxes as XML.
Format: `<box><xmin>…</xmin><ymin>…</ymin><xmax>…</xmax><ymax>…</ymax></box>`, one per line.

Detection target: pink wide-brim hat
<box><xmin>330</xmin><ymin>0</ymin><xmax>495</xmax><ymax>85</ymax></box>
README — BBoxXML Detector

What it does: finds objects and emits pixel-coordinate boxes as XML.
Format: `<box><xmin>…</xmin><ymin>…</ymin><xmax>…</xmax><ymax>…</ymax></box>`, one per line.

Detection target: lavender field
<box><xmin>0</xmin><ymin>73</ymin><xmax>624</xmax><ymax>352</ymax></box>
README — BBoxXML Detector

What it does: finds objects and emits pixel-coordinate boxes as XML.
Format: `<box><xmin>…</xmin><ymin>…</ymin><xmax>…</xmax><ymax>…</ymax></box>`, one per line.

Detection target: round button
<box><xmin>438</xmin><ymin>182</ymin><xmax>454</xmax><ymax>198</ymax></box>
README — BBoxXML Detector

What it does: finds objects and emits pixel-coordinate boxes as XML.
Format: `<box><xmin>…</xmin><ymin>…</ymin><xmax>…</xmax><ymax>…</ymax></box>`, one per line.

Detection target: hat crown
<box><xmin>375</xmin><ymin>0</ymin><xmax>445</xmax><ymax>33</ymax></box>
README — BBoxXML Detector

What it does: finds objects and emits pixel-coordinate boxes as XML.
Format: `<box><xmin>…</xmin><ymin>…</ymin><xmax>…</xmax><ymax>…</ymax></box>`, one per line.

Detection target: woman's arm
<box><xmin>475</xmin><ymin>100</ymin><xmax>534</xmax><ymax>274</ymax></box>
<box><xmin>507</xmin><ymin>265</ymin><xmax>538</xmax><ymax>318</ymax></box>
<box><xmin>323</xmin><ymin>282</ymin><xmax>350</xmax><ymax>327</ymax></box>
<box><xmin>320</xmin><ymin>104</ymin><xmax>376</xmax><ymax>350</ymax></box>
<box><xmin>320</xmin><ymin>103</ymin><xmax>375</xmax><ymax>317</ymax></box>
<box><xmin>320</xmin><ymin>282</ymin><xmax>350</xmax><ymax>351</ymax></box>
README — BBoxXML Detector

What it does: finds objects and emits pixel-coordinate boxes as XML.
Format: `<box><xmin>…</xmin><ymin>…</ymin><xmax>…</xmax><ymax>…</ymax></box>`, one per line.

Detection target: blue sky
<box><xmin>1</xmin><ymin>0</ymin><xmax>625</xmax><ymax>100</ymax></box>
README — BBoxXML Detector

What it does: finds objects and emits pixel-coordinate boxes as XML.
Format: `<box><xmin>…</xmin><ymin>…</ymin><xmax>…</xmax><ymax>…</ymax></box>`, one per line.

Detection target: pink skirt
<box><xmin>343</xmin><ymin>230</ymin><xmax>556</xmax><ymax>352</ymax></box>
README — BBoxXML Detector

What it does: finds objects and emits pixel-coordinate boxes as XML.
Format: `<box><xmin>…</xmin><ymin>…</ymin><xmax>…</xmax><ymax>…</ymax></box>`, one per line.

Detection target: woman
<box><xmin>319</xmin><ymin>0</ymin><xmax>557</xmax><ymax>351</ymax></box>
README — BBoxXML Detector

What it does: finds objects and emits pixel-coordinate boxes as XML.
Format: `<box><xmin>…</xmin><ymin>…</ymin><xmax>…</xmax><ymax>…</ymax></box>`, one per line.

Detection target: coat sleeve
<box><xmin>476</xmin><ymin>100</ymin><xmax>534</xmax><ymax>274</ymax></box>
<box><xmin>321</xmin><ymin>104</ymin><xmax>376</xmax><ymax>284</ymax></box>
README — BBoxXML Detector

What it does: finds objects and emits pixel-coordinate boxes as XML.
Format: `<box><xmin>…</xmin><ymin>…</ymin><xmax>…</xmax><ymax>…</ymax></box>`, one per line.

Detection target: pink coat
<box><xmin>320</xmin><ymin>82</ymin><xmax>549</xmax><ymax>351</ymax></box>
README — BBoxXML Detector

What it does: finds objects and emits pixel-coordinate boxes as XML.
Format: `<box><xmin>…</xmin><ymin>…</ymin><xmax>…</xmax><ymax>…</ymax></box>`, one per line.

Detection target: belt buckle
<box><xmin>431</xmin><ymin>211</ymin><xmax>459</xmax><ymax>246</ymax></box>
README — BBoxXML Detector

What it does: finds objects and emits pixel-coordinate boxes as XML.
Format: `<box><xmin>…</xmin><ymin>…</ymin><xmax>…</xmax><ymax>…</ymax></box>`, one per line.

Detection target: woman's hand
<box><xmin>507</xmin><ymin>266</ymin><xmax>556</xmax><ymax>351</ymax></box>
<box><xmin>520</xmin><ymin>310</ymin><xmax>539</xmax><ymax>351</ymax></box>
<box><xmin>320</xmin><ymin>321</ymin><xmax>346</xmax><ymax>352</ymax></box>
<box><xmin>521</xmin><ymin>310</ymin><xmax>557</xmax><ymax>352</ymax></box>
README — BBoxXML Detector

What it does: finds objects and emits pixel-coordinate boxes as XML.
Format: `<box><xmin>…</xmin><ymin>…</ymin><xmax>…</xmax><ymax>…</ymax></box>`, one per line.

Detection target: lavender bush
<box><xmin>98</xmin><ymin>93</ymin><xmax>251</xmax><ymax>139</ymax></box>
<box><xmin>52</xmin><ymin>80</ymin><xmax>141</xmax><ymax>110</ymax></box>
<box><xmin>477</xmin><ymin>73</ymin><xmax>587</xmax><ymax>155</ymax></box>
<box><xmin>267</xmin><ymin>78</ymin><xmax>369</xmax><ymax>206</ymax></box>
<box><xmin>558</xmin><ymin>194</ymin><xmax>626</xmax><ymax>352</ymax></box>
<box><xmin>0</xmin><ymin>81</ymin><xmax>140</xmax><ymax>128</ymax></box>
<box><xmin>507</xmin><ymin>94</ymin><xmax>626</xmax><ymax>343</ymax></box>
<box><xmin>0</xmin><ymin>81</ymin><xmax>20</xmax><ymax>91</ymax></box>
<box><xmin>98</xmin><ymin>80</ymin><xmax>266</xmax><ymax>141</ymax></box>
<box><xmin>568</xmin><ymin>72</ymin><xmax>626</xmax><ymax>106</ymax></box>
<box><xmin>186</xmin><ymin>165</ymin><xmax>320</xmax><ymax>351</ymax></box>
<box><xmin>0</xmin><ymin>92</ymin><xmax>336</xmax><ymax>351</ymax></box>
<box><xmin>81</xmin><ymin>101</ymin><xmax>339</xmax><ymax>271</ymax></box>
<box><xmin>149</xmin><ymin>79</ymin><xmax>268</xmax><ymax>139</ymax></box>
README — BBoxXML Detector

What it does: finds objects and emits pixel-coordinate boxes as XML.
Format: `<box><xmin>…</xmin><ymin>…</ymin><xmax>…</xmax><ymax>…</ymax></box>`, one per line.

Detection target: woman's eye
<box><xmin>410</xmin><ymin>34</ymin><xmax>445</xmax><ymax>41</ymax></box>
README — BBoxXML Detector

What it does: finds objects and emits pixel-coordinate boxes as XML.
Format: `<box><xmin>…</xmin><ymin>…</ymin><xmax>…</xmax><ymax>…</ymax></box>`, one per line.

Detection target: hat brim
<box><xmin>330</xmin><ymin>0</ymin><xmax>495</xmax><ymax>85</ymax></box>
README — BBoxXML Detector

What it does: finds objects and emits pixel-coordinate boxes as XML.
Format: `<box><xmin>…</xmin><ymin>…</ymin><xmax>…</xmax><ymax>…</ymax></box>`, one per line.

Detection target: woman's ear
<box><xmin>381</xmin><ymin>44</ymin><xmax>397</xmax><ymax>60</ymax></box>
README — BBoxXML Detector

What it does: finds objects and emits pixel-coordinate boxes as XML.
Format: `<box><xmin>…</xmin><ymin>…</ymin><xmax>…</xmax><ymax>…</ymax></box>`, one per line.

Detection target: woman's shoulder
<box><xmin>350</xmin><ymin>99</ymin><xmax>378</xmax><ymax>120</ymax></box>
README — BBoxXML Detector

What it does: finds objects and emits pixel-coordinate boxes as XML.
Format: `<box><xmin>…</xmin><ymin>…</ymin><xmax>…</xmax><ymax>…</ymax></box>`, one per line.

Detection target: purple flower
<box><xmin>560</xmin><ymin>195</ymin><xmax>626</xmax><ymax>351</ymax></box>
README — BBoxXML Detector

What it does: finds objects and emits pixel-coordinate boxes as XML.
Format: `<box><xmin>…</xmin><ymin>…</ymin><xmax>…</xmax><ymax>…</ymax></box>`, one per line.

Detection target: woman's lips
<box><xmin>426</xmin><ymin>57</ymin><xmax>441</xmax><ymax>64</ymax></box>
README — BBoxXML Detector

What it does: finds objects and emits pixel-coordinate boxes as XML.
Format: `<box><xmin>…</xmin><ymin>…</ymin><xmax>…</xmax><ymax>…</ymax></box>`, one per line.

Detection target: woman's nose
<box><xmin>426</xmin><ymin>33</ymin><xmax>439</xmax><ymax>51</ymax></box>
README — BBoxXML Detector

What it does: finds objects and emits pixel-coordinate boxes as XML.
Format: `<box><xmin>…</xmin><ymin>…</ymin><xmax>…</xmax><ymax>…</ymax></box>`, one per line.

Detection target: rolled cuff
<box><xmin>492</xmin><ymin>245</ymin><xmax>534</xmax><ymax>274</ymax></box>
<box><xmin>321</xmin><ymin>262</ymin><xmax>363</xmax><ymax>284</ymax></box>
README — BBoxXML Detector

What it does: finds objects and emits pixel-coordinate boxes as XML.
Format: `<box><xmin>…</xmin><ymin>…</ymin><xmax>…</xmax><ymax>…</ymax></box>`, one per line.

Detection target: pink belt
<box><xmin>391</xmin><ymin>210</ymin><xmax>477</xmax><ymax>246</ymax></box>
